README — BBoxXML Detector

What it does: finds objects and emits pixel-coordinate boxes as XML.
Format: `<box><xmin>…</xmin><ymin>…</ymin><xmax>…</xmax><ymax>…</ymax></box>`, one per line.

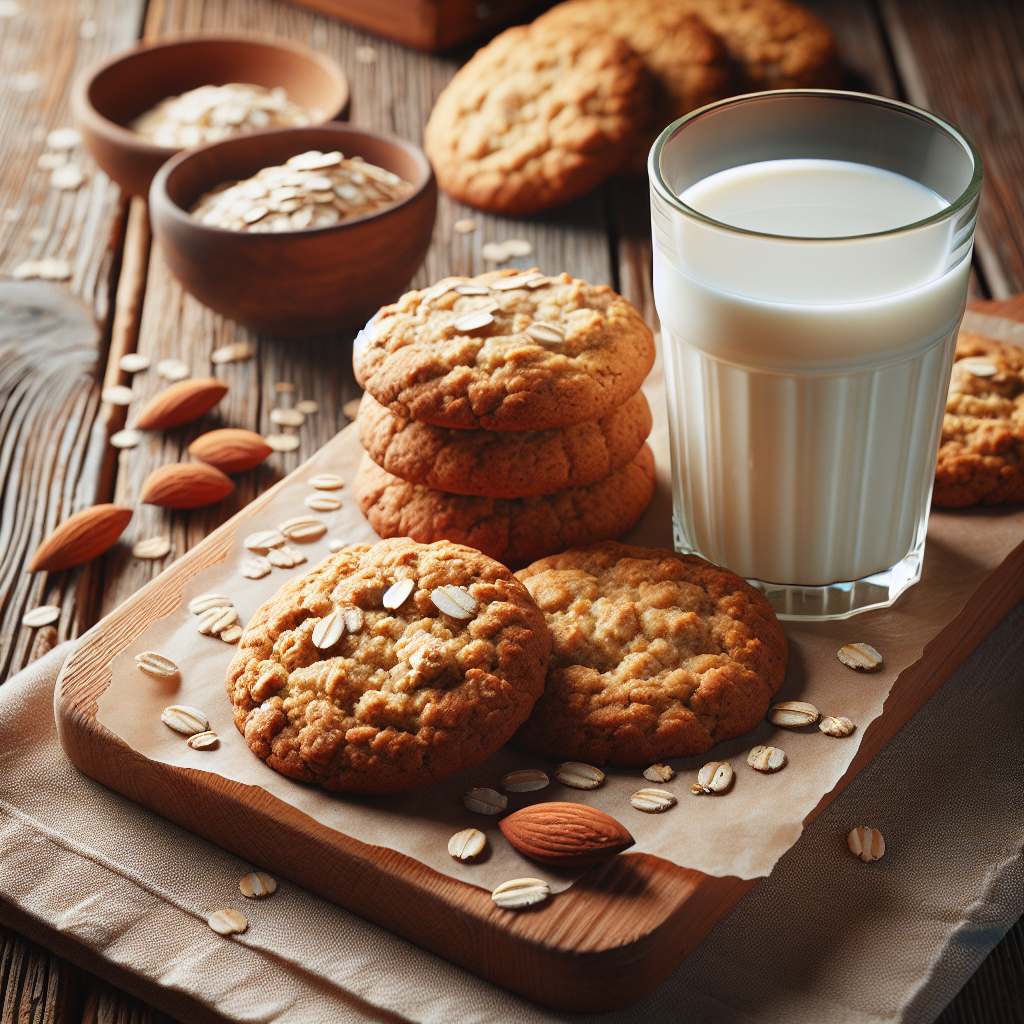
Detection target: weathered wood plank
<box><xmin>878</xmin><ymin>0</ymin><xmax>1024</xmax><ymax>298</ymax></box>
<box><xmin>0</xmin><ymin>0</ymin><xmax>145</xmax><ymax>320</ymax></box>
<box><xmin>0</xmin><ymin>0</ymin><xmax>148</xmax><ymax>680</ymax></box>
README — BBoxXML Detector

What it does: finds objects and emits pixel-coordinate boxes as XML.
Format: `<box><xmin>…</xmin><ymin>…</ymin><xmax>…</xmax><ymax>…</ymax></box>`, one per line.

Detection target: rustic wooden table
<box><xmin>1</xmin><ymin>0</ymin><xmax>1021</xmax><ymax>1020</ymax></box>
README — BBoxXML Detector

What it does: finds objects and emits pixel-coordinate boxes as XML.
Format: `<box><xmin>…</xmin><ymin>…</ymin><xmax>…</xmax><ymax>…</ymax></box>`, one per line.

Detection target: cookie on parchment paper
<box><xmin>353</xmin><ymin>269</ymin><xmax>656</xmax><ymax>433</ymax></box>
<box><xmin>535</xmin><ymin>0</ymin><xmax>731</xmax><ymax>171</ymax></box>
<box><xmin>423</xmin><ymin>21</ymin><xmax>650</xmax><ymax>215</ymax></box>
<box><xmin>353</xmin><ymin>445</ymin><xmax>656</xmax><ymax>567</ymax></box>
<box><xmin>357</xmin><ymin>388</ymin><xmax>652</xmax><ymax>499</ymax></box>
<box><xmin>225</xmin><ymin>538</ymin><xmax>551</xmax><ymax>794</ymax></box>
<box><xmin>513</xmin><ymin>541</ymin><xmax>788</xmax><ymax>766</ymax></box>
<box><xmin>934</xmin><ymin>332</ymin><xmax>1024</xmax><ymax>508</ymax></box>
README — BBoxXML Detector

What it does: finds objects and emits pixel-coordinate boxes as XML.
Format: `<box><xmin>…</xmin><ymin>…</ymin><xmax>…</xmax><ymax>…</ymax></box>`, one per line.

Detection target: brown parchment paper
<box><xmin>95</xmin><ymin>322</ymin><xmax>1024</xmax><ymax>890</ymax></box>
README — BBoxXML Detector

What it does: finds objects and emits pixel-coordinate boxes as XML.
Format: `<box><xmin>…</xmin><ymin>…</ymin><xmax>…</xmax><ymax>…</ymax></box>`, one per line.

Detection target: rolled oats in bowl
<box><xmin>130</xmin><ymin>83</ymin><xmax>317</xmax><ymax>148</ymax></box>
<box><xmin>189</xmin><ymin>149</ymin><xmax>415</xmax><ymax>232</ymax></box>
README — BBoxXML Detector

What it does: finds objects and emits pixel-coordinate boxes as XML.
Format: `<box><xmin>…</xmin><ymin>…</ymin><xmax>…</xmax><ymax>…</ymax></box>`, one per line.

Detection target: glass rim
<box><xmin>649</xmin><ymin>89</ymin><xmax>984</xmax><ymax>243</ymax></box>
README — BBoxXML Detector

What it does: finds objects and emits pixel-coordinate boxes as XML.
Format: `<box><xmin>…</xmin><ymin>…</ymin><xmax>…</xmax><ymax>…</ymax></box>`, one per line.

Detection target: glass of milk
<box><xmin>650</xmin><ymin>91</ymin><xmax>983</xmax><ymax>620</ymax></box>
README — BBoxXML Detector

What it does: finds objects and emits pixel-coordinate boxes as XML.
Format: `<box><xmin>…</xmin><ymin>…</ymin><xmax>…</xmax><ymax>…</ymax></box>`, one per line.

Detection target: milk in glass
<box><xmin>657</xmin><ymin>158</ymin><xmax>967</xmax><ymax>586</ymax></box>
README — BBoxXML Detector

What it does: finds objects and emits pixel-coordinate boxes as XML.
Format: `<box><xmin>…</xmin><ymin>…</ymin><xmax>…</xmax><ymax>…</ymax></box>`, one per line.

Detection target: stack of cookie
<box><xmin>424</xmin><ymin>0</ymin><xmax>840</xmax><ymax>214</ymax></box>
<box><xmin>352</xmin><ymin>268</ymin><xmax>658</xmax><ymax>566</ymax></box>
<box><xmin>934</xmin><ymin>332</ymin><xmax>1024</xmax><ymax>508</ymax></box>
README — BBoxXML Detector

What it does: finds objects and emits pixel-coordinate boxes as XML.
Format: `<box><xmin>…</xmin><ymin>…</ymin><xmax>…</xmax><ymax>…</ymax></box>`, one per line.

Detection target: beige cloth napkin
<box><xmin>0</xmin><ymin>603</ymin><xmax>1020</xmax><ymax>1024</ymax></box>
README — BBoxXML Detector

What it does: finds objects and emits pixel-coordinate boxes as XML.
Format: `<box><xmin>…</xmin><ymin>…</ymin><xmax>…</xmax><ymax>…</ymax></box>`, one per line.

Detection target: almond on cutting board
<box><xmin>140</xmin><ymin>463</ymin><xmax>234</xmax><ymax>509</ymax></box>
<box><xmin>188</xmin><ymin>428</ymin><xmax>273</xmax><ymax>473</ymax></box>
<box><xmin>499</xmin><ymin>801</ymin><xmax>634</xmax><ymax>865</ymax></box>
<box><xmin>134</xmin><ymin>377</ymin><xmax>228</xmax><ymax>430</ymax></box>
<box><xmin>28</xmin><ymin>504</ymin><xmax>132</xmax><ymax>572</ymax></box>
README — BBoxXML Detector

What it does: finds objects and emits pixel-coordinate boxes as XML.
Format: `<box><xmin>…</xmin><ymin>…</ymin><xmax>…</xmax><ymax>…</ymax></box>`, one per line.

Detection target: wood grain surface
<box><xmin>2</xmin><ymin>0</ymin><xmax>1023</xmax><ymax>1019</ymax></box>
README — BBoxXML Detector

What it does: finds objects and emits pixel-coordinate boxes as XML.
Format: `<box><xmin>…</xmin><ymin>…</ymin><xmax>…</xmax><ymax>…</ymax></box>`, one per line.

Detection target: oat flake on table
<box><xmin>190</xmin><ymin>150</ymin><xmax>414</xmax><ymax>233</ymax></box>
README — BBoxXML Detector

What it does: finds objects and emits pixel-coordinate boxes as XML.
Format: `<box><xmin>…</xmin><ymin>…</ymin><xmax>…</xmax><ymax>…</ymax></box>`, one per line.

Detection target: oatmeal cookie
<box><xmin>513</xmin><ymin>541</ymin><xmax>788</xmax><ymax>765</ymax></box>
<box><xmin>934</xmin><ymin>332</ymin><xmax>1024</xmax><ymax>508</ymax></box>
<box><xmin>353</xmin><ymin>445</ymin><xmax>656</xmax><ymax>566</ymax></box>
<box><xmin>423</xmin><ymin>21</ymin><xmax>650</xmax><ymax>214</ymax></box>
<box><xmin>358</xmin><ymin>389</ymin><xmax>652</xmax><ymax>498</ymax></box>
<box><xmin>225</xmin><ymin>538</ymin><xmax>551</xmax><ymax>793</ymax></box>
<box><xmin>535</xmin><ymin>0</ymin><xmax>731</xmax><ymax>172</ymax></box>
<box><xmin>353</xmin><ymin>269</ymin><xmax>656</xmax><ymax>432</ymax></box>
<box><xmin>682</xmin><ymin>0</ymin><xmax>841</xmax><ymax>90</ymax></box>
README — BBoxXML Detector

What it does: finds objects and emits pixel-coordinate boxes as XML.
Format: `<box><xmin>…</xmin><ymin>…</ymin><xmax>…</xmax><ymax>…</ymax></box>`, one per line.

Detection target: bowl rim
<box><xmin>71</xmin><ymin>31</ymin><xmax>350</xmax><ymax>158</ymax></box>
<box><xmin>150</xmin><ymin>123</ymin><xmax>436</xmax><ymax>238</ymax></box>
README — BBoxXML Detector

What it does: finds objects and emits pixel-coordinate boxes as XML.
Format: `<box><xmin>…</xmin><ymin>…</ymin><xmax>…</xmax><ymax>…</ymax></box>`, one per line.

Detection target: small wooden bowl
<box><xmin>71</xmin><ymin>35</ymin><xmax>349</xmax><ymax>196</ymax></box>
<box><xmin>149</xmin><ymin>125</ymin><xmax>437</xmax><ymax>337</ymax></box>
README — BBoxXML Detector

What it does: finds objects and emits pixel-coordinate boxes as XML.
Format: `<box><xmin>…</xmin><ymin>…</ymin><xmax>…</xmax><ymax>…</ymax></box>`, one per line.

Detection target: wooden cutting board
<box><xmin>54</xmin><ymin>306</ymin><xmax>1024</xmax><ymax>1012</ymax></box>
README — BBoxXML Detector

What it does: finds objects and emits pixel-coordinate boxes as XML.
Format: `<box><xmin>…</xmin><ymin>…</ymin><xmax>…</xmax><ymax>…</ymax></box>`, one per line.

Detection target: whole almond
<box><xmin>499</xmin><ymin>802</ymin><xmax>634</xmax><ymax>865</ymax></box>
<box><xmin>135</xmin><ymin>377</ymin><xmax>228</xmax><ymax>430</ymax></box>
<box><xmin>141</xmin><ymin>463</ymin><xmax>234</xmax><ymax>509</ymax></box>
<box><xmin>188</xmin><ymin>429</ymin><xmax>273</xmax><ymax>474</ymax></box>
<box><xmin>28</xmin><ymin>504</ymin><xmax>132</xmax><ymax>572</ymax></box>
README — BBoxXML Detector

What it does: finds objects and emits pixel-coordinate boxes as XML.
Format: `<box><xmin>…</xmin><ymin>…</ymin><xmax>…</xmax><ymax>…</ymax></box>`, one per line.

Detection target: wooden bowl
<box><xmin>71</xmin><ymin>35</ymin><xmax>349</xmax><ymax>196</ymax></box>
<box><xmin>149</xmin><ymin>125</ymin><xmax>437</xmax><ymax>337</ymax></box>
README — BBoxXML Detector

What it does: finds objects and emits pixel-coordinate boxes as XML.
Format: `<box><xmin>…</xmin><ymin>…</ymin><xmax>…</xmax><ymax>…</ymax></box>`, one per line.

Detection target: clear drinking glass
<box><xmin>649</xmin><ymin>90</ymin><xmax>983</xmax><ymax>621</ymax></box>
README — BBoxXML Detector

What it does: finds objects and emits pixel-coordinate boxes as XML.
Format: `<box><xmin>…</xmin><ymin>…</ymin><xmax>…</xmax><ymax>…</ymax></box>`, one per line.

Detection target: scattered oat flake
<box><xmin>309</xmin><ymin>474</ymin><xmax>344</xmax><ymax>490</ymax></box>
<box><xmin>110</xmin><ymin>428</ymin><xmax>142</xmax><ymax>449</ymax></box>
<box><xmin>454</xmin><ymin>218</ymin><xmax>476</xmax><ymax>234</ymax></box>
<box><xmin>156</xmin><ymin>359</ymin><xmax>190</xmax><ymax>381</ymax></box>
<box><xmin>46</xmin><ymin>127</ymin><xmax>81</xmax><ymax>151</ymax></box>
<box><xmin>132</xmin><ymin>536</ymin><xmax>172</xmax><ymax>559</ymax></box>
<box><xmin>270</xmin><ymin>407</ymin><xmax>305</xmax><ymax>428</ymax></box>
<box><xmin>119</xmin><ymin>353</ymin><xmax>151</xmax><ymax>373</ymax></box>
<box><xmin>188</xmin><ymin>730</ymin><xmax>219</xmax><ymax>749</ymax></box>
<box><xmin>79</xmin><ymin>18</ymin><xmax>97</xmax><ymax>39</ymax></box>
<box><xmin>102</xmin><ymin>385</ymin><xmax>134</xmax><ymax>406</ymax></box>
<box><xmin>342</xmin><ymin>397</ymin><xmax>362</xmax><ymax>421</ymax></box>
<box><xmin>305</xmin><ymin>493</ymin><xmax>341</xmax><ymax>512</ymax></box>
<box><xmin>208</xmin><ymin>909</ymin><xmax>247</xmax><ymax>935</ymax></box>
<box><xmin>265</xmin><ymin>433</ymin><xmax>300</xmax><ymax>453</ymax></box>
<box><xmin>328</xmin><ymin>538</ymin><xmax>346</xmax><ymax>552</ymax></box>
<box><xmin>0</xmin><ymin>1</ymin><xmax>23</xmax><ymax>16</ymax></box>
<box><xmin>211</xmin><ymin>342</ymin><xmax>253</xmax><ymax>364</ymax></box>
<box><xmin>481</xmin><ymin>242</ymin><xmax>510</xmax><ymax>263</ymax></box>
<box><xmin>28</xmin><ymin>227</ymin><xmax>48</xmax><ymax>242</ymax></box>
<box><xmin>37</xmin><ymin>152</ymin><xmax>67</xmax><ymax>170</ymax></box>
<box><xmin>22</xmin><ymin>605</ymin><xmax>60</xmax><ymax>628</ymax></box>
<box><xmin>13</xmin><ymin>257</ymin><xmax>70</xmax><ymax>281</ymax></box>
<box><xmin>503</xmin><ymin>238</ymin><xmax>533</xmax><ymax>257</ymax></box>
<box><xmin>50</xmin><ymin>164</ymin><xmax>85</xmax><ymax>190</ymax></box>
<box><xmin>241</xmin><ymin>555</ymin><xmax>272</xmax><ymax>579</ymax></box>
<box><xmin>355</xmin><ymin>45</ymin><xmax>377</xmax><ymax>63</ymax></box>
<box><xmin>13</xmin><ymin>72</ymin><xmax>39</xmax><ymax>92</ymax></box>
<box><xmin>295</xmin><ymin>399</ymin><xmax>318</xmax><ymax>415</ymax></box>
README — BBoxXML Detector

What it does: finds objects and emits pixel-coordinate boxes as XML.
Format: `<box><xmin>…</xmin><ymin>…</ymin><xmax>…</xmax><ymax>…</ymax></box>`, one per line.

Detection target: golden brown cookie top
<box><xmin>535</xmin><ymin>0</ymin><xmax>731</xmax><ymax>166</ymax></box>
<box><xmin>934</xmin><ymin>332</ymin><xmax>1024</xmax><ymax>508</ymax></box>
<box><xmin>423</xmin><ymin>22</ymin><xmax>650</xmax><ymax>215</ymax></box>
<box><xmin>353</xmin><ymin>269</ymin><xmax>656</xmax><ymax>432</ymax></box>
<box><xmin>513</xmin><ymin>541</ymin><xmax>788</xmax><ymax>766</ymax></box>
<box><xmin>225</xmin><ymin>538</ymin><xmax>551</xmax><ymax>793</ymax></box>
<box><xmin>357</xmin><ymin>389</ymin><xmax>652</xmax><ymax>498</ymax></box>
<box><xmin>682</xmin><ymin>0</ymin><xmax>841</xmax><ymax>90</ymax></box>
